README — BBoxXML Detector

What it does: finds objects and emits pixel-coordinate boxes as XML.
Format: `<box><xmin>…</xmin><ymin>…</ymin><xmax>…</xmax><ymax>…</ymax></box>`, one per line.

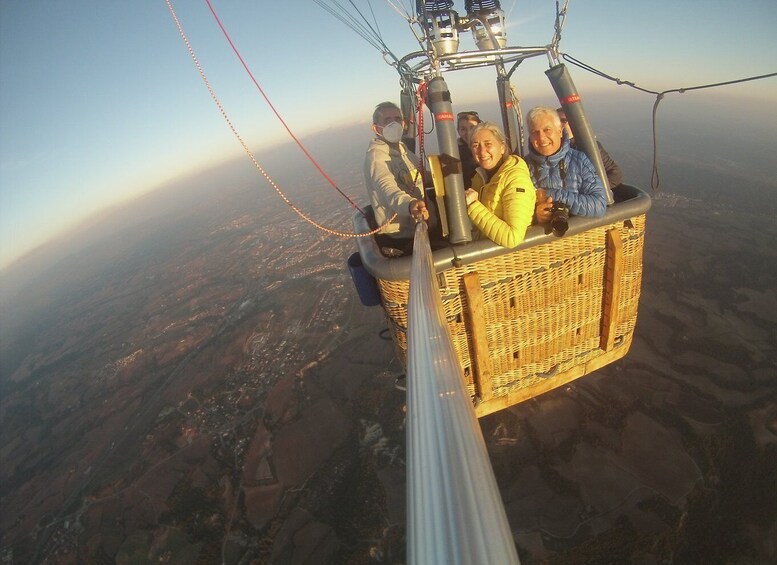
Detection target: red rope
<box><xmin>204</xmin><ymin>0</ymin><xmax>366</xmax><ymax>216</ymax></box>
<box><xmin>165</xmin><ymin>0</ymin><xmax>393</xmax><ymax>238</ymax></box>
<box><xmin>416</xmin><ymin>82</ymin><xmax>429</xmax><ymax>203</ymax></box>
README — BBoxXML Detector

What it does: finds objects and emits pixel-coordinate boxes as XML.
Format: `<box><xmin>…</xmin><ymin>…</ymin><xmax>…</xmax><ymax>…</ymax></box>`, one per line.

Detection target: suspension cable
<box><xmin>314</xmin><ymin>0</ymin><xmax>406</xmax><ymax>69</ymax></box>
<box><xmin>204</xmin><ymin>0</ymin><xmax>365</xmax><ymax>216</ymax></box>
<box><xmin>383</xmin><ymin>0</ymin><xmax>413</xmax><ymax>21</ymax></box>
<box><xmin>549</xmin><ymin>0</ymin><xmax>570</xmax><ymax>62</ymax></box>
<box><xmin>165</xmin><ymin>0</ymin><xmax>395</xmax><ymax>238</ymax></box>
<box><xmin>562</xmin><ymin>53</ymin><xmax>777</xmax><ymax>191</ymax></box>
<box><xmin>314</xmin><ymin>0</ymin><xmax>386</xmax><ymax>52</ymax></box>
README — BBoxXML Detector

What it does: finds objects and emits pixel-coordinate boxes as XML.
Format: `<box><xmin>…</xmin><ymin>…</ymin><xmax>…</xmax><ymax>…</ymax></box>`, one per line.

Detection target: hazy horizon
<box><xmin>3</xmin><ymin>0</ymin><xmax>775</xmax><ymax>273</ymax></box>
<box><xmin>2</xmin><ymin>89</ymin><xmax>775</xmax><ymax>277</ymax></box>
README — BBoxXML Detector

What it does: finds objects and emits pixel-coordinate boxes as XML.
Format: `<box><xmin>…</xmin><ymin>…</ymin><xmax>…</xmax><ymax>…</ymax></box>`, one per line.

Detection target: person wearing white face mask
<box><xmin>364</xmin><ymin>101</ymin><xmax>430</xmax><ymax>256</ymax></box>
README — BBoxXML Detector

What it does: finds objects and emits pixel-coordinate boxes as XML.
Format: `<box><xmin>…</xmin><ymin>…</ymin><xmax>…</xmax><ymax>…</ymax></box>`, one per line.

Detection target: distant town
<box><xmin>0</xmin><ymin>172</ymin><xmax>393</xmax><ymax>563</ymax></box>
<box><xmin>2</xmin><ymin>173</ymin><xmax>776</xmax><ymax>563</ymax></box>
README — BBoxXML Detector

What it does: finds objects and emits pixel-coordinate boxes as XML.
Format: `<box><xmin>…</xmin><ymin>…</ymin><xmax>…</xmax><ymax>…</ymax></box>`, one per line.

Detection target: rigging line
<box><xmin>563</xmin><ymin>53</ymin><xmax>777</xmax><ymax>97</ymax></box>
<box><xmin>657</xmin><ymin>72</ymin><xmax>777</xmax><ymax>95</ymax></box>
<box><xmin>346</xmin><ymin>0</ymin><xmax>403</xmax><ymax>65</ymax></box>
<box><xmin>561</xmin><ymin>53</ymin><xmax>777</xmax><ymax>191</ymax></box>
<box><xmin>550</xmin><ymin>0</ymin><xmax>569</xmax><ymax>54</ymax></box>
<box><xmin>562</xmin><ymin>53</ymin><xmax>656</xmax><ymax>94</ymax></box>
<box><xmin>650</xmin><ymin>94</ymin><xmax>663</xmax><ymax>191</ymax></box>
<box><xmin>165</xmin><ymin>0</ymin><xmax>395</xmax><ymax>238</ymax></box>
<box><xmin>317</xmin><ymin>0</ymin><xmax>403</xmax><ymax>64</ymax></box>
<box><xmin>204</xmin><ymin>0</ymin><xmax>366</xmax><ymax>215</ymax></box>
<box><xmin>373</xmin><ymin>0</ymin><xmax>416</xmax><ymax>73</ymax></box>
<box><xmin>325</xmin><ymin>0</ymin><xmax>385</xmax><ymax>47</ymax></box>
<box><xmin>650</xmin><ymin>73</ymin><xmax>777</xmax><ymax>190</ymax></box>
<box><xmin>648</xmin><ymin>72</ymin><xmax>777</xmax><ymax>191</ymax></box>
<box><xmin>314</xmin><ymin>0</ymin><xmax>385</xmax><ymax>50</ymax></box>
<box><xmin>367</xmin><ymin>0</ymin><xmax>383</xmax><ymax>41</ymax></box>
<box><xmin>505</xmin><ymin>0</ymin><xmax>518</xmax><ymax>22</ymax></box>
<box><xmin>346</xmin><ymin>0</ymin><xmax>387</xmax><ymax>46</ymax></box>
<box><xmin>383</xmin><ymin>0</ymin><xmax>413</xmax><ymax>21</ymax></box>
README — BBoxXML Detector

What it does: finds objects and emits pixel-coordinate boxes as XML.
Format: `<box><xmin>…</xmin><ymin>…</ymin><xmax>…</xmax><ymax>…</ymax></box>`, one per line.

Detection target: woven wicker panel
<box><xmin>376</xmin><ymin>214</ymin><xmax>646</xmax><ymax>406</ymax></box>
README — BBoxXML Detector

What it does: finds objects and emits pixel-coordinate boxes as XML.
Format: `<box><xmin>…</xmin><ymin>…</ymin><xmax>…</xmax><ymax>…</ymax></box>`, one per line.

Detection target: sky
<box><xmin>1</xmin><ymin>0</ymin><xmax>776</xmax><ymax>269</ymax></box>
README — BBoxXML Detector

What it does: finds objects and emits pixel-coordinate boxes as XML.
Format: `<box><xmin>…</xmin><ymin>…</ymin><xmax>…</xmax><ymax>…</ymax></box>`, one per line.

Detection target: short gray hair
<box><xmin>468</xmin><ymin>121</ymin><xmax>506</xmax><ymax>148</ymax></box>
<box><xmin>526</xmin><ymin>106</ymin><xmax>561</xmax><ymax>129</ymax></box>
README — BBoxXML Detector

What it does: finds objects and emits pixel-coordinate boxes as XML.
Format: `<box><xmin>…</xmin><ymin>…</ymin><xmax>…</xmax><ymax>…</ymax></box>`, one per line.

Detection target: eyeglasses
<box><xmin>457</xmin><ymin>111</ymin><xmax>480</xmax><ymax>120</ymax></box>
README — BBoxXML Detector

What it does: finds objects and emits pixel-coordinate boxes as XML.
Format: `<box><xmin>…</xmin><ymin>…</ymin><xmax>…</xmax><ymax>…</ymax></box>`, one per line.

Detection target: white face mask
<box><xmin>380</xmin><ymin>121</ymin><xmax>404</xmax><ymax>144</ymax></box>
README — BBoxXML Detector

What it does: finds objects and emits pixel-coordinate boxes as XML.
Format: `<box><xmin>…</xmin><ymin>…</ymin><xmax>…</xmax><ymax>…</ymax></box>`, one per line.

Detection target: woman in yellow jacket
<box><xmin>464</xmin><ymin>122</ymin><xmax>536</xmax><ymax>248</ymax></box>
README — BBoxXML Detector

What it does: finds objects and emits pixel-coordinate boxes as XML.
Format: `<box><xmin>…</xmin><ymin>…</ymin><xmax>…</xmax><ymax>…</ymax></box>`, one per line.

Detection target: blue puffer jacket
<box><xmin>525</xmin><ymin>137</ymin><xmax>607</xmax><ymax>217</ymax></box>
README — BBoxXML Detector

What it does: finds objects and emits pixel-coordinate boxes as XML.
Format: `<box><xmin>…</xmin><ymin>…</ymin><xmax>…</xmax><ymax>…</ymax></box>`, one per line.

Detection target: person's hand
<box><xmin>535</xmin><ymin>188</ymin><xmax>553</xmax><ymax>223</ymax></box>
<box><xmin>464</xmin><ymin>188</ymin><xmax>479</xmax><ymax>206</ymax></box>
<box><xmin>408</xmin><ymin>199</ymin><xmax>429</xmax><ymax>222</ymax></box>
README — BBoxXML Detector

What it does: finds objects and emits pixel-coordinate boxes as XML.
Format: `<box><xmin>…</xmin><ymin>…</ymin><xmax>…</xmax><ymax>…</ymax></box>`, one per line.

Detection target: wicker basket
<box><xmin>376</xmin><ymin>214</ymin><xmax>646</xmax><ymax>417</ymax></box>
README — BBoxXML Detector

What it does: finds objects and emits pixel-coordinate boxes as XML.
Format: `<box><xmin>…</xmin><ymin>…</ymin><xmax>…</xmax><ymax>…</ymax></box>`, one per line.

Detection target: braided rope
<box><xmin>204</xmin><ymin>0</ymin><xmax>366</xmax><ymax>216</ymax></box>
<box><xmin>165</xmin><ymin>0</ymin><xmax>395</xmax><ymax>238</ymax></box>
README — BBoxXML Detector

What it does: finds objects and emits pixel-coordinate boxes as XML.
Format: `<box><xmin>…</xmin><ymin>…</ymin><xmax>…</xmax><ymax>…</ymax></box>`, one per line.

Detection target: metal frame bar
<box><xmin>399</xmin><ymin>46</ymin><xmax>549</xmax><ymax>79</ymax></box>
<box><xmin>354</xmin><ymin>185</ymin><xmax>652</xmax><ymax>282</ymax></box>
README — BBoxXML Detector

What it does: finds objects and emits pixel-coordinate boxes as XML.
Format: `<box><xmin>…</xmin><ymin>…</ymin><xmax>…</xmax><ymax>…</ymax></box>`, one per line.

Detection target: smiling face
<box><xmin>470</xmin><ymin>127</ymin><xmax>506</xmax><ymax>171</ymax></box>
<box><xmin>457</xmin><ymin>117</ymin><xmax>479</xmax><ymax>145</ymax></box>
<box><xmin>529</xmin><ymin>113</ymin><xmax>563</xmax><ymax>157</ymax></box>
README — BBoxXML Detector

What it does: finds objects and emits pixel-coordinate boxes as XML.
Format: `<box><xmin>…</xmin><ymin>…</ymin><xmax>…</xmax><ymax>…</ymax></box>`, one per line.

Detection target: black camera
<box><xmin>550</xmin><ymin>202</ymin><xmax>570</xmax><ymax>237</ymax></box>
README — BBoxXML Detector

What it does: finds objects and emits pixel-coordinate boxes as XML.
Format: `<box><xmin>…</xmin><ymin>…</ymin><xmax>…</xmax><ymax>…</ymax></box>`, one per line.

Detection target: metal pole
<box><xmin>545</xmin><ymin>63</ymin><xmax>614</xmax><ymax>205</ymax></box>
<box><xmin>426</xmin><ymin>76</ymin><xmax>472</xmax><ymax>244</ymax></box>
<box><xmin>406</xmin><ymin>221</ymin><xmax>519</xmax><ymax>565</ymax></box>
<box><xmin>496</xmin><ymin>67</ymin><xmax>520</xmax><ymax>155</ymax></box>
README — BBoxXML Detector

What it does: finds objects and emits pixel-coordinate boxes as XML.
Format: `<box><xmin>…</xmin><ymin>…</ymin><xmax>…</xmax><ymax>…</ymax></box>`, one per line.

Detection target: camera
<box><xmin>550</xmin><ymin>202</ymin><xmax>570</xmax><ymax>236</ymax></box>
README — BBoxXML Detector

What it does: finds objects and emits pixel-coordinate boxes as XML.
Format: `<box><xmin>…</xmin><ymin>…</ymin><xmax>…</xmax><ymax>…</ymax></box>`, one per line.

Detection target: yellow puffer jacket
<box><xmin>467</xmin><ymin>155</ymin><xmax>536</xmax><ymax>248</ymax></box>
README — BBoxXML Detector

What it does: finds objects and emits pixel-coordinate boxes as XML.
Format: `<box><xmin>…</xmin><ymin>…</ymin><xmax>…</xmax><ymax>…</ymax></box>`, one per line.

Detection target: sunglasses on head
<box><xmin>457</xmin><ymin>111</ymin><xmax>480</xmax><ymax>120</ymax></box>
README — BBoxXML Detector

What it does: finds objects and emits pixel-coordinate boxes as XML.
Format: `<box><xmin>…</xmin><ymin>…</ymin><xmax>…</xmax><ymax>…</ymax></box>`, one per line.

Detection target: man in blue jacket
<box><xmin>525</xmin><ymin>106</ymin><xmax>607</xmax><ymax>222</ymax></box>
